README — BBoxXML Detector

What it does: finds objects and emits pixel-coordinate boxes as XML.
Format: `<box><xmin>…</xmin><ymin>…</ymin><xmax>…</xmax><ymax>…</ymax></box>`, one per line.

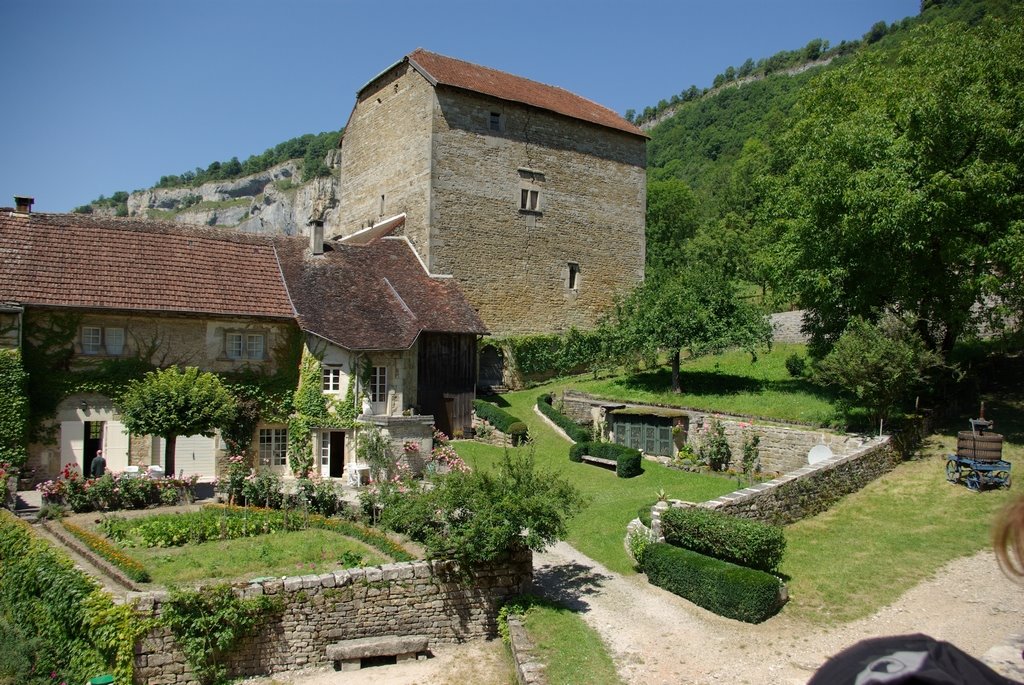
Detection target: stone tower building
<box><xmin>336</xmin><ymin>49</ymin><xmax>647</xmax><ymax>336</ymax></box>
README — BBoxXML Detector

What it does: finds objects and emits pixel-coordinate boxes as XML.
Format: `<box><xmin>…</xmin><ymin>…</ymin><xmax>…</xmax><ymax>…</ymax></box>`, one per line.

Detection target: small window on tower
<box><xmin>520</xmin><ymin>189</ymin><xmax>539</xmax><ymax>212</ymax></box>
<box><xmin>568</xmin><ymin>262</ymin><xmax>580</xmax><ymax>291</ymax></box>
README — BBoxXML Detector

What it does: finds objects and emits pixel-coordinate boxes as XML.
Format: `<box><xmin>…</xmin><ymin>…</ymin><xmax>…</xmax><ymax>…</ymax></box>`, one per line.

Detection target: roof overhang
<box><xmin>339</xmin><ymin>213</ymin><xmax>407</xmax><ymax>245</ymax></box>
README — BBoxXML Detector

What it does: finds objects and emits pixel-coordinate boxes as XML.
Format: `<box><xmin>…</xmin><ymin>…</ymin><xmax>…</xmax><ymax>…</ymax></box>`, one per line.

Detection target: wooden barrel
<box><xmin>957</xmin><ymin>431</ymin><xmax>1004</xmax><ymax>461</ymax></box>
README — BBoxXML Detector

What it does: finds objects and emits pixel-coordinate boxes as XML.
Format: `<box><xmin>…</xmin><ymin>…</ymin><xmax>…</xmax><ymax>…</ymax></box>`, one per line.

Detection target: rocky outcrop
<box><xmin>126</xmin><ymin>151</ymin><xmax>343</xmax><ymax>237</ymax></box>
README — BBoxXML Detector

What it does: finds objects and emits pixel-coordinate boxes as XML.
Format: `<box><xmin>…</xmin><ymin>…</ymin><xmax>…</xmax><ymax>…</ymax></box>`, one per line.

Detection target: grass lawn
<box><xmin>521</xmin><ymin>603</ymin><xmax>622</xmax><ymax>685</ymax></box>
<box><xmin>572</xmin><ymin>343</ymin><xmax>838</xmax><ymax>425</ymax></box>
<box><xmin>126</xmin><ymin>528</ymin><xmax>388</xmax><ymax>585</ymax></box>
<box><xmin>460</xmin><ymin>387</ymin><xmax>737</xmax><ymax>575</ymax></box>
<box><xmin>782</xmin><ymin>420</ymin><xmax>1021</xmax><ymax>625</ymax></box>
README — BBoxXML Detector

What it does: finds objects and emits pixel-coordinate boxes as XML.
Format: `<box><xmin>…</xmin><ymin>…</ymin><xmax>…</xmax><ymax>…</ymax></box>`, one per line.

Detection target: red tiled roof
<box><xmin>395</xmin><ymin>49</ymin><xmax>646</xmax><ymax>138</ymax></box>
<box><xmin>0</xmin><ymin>211</ymin><xmax>295</xmax><ymax>319</ymax></box>
<box><xmin>275</xmin><ymin>235</ymin><xmax>487</xmax><ymax>350</ymax></box>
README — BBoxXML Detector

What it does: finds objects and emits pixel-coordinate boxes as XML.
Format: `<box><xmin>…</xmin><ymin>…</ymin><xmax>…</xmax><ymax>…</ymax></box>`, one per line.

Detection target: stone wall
<box><xmin>335</xmin><ymin>59</ymin><xmax>647</xmax><ymax>336</ymax></box>
<box><xmin>769</xmin><ymin>310</ymin><xmax>809</xmax><ymax>344</ymax></box>
<box><xmin>560</xmin><ymin>391</ymin><xmax>868</xmax><ymax>474</ymax></box>
<box><xmin>430</xmin><ymin>88</ymin><xmax>646</xmax><ymax>335</ymax></box>
<box><xmin>132</xmin><ymin>551</ymin><xmax>533</xmax><ymax>685</ymax></box>
<box><xmin>650</xmin><ymin>437</ymin><xmax>896</xmax><ymax>531</ymax></box>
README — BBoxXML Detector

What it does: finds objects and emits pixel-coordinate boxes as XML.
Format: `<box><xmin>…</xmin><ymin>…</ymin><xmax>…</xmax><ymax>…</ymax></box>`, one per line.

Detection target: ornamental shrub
<box><xmin>568</xmin><ymin>442</ymin><xmax>643</xmax><ymax>478</ymax></box>
<box><xmin>536</xmin><ymin>393</ymin><xmax>591</xmax><ymax>443</ymax></box>
<box><xmin>642</xmin><ymin>542</ymin><xmax>784</xmax><ymax>623</ymax></box>
<box><xmin>473</xmin><ymin>399</ymin><xmax>522</xmax><ymax>434</ymax></box>
<box><xmin>509</xmin><ymin>422</ymin><xmax>529</xmax><ymax>446</ymax></box>
<box><xmin>660</xmin><ymin>506</ymin><xmax>786</xmax><ymax>573</ymax></box>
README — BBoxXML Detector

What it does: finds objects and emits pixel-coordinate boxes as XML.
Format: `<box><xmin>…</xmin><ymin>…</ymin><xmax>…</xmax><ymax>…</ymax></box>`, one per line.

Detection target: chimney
<box><xmin>13</xmin><ymin>196</ymin><xmax>33</xmax><ymax>214</ymax></box>
<box><xmin>310</xmin><ymin>220</ymin><xmax>324</xmax><ymax>256</ymax></box>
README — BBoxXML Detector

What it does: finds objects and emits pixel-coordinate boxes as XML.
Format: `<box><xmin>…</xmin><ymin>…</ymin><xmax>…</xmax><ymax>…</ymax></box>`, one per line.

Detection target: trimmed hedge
<box><xmin>642</xmin><ymin>542</ymin><xmax>784</xmax><ymax>623</ymax></box>
<box><xmin>661</xmin><ymin>507</ymin><xmax>786</xmax><ymax>573</ymax></box>
<box><xmin>537</xmin><ymin>393</ymin><xmax>591</xmax><ymax>443</ymax></box>
<box><xmin>569</xmin><ymin>441</ymin><xmax>643</xmax><ymax>478</ymax></box>
<box><xmin>474</xmin><ymin>399</ymin><xmax>523</xmax><ymax>434</ymax></box>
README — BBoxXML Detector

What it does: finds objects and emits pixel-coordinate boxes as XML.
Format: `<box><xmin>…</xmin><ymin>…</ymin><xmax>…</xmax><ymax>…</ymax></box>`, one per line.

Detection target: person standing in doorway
<box><xmin>90</xmin><ymin>450</ymin><xmax>106</xmax><ymax>478</ymax></box>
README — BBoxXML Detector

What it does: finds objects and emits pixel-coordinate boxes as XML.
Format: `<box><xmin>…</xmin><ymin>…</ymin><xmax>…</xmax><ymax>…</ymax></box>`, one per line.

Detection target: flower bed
<box><xmin>36</xmin><ymin>463</ymin><xmax>197</xmax><ymax>513</ymax></box>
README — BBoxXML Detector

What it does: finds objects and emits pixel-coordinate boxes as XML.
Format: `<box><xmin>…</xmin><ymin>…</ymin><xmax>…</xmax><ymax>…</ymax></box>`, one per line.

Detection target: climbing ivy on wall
<box><xmin>286</xmin><ymin>348</ymin><xmax>360</xmax><ymax>477</ymax></box>
<box><xmin>18</xmin><ymin>309</ymin><xmax>304</xmax><ymax>456</ymax></box>
<box><xmin>485</xmin><ymin>328</ymin><xmax>607</xmax><ymax>380</ymax></box>
<box><xmin>0</xmin><ymin>349</ymin><xmax>29</xmax><ymax>468</ymax></box>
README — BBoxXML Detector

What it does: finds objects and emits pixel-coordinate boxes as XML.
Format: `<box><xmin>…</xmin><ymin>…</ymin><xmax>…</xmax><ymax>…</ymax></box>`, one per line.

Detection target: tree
<box><xmin>815</xmin><ymin>316</ymin><xmax>942</xmax><ymax>426</ymax></box>
<box><xmin>762</xmin><ymin>16</ymin><xmax>1024</xmax><ymax>356</ymax></box>
<box><xmin>118</xmin><ymin>366</ymin><xmax>236</xmax><ymax>476</ymax></box>
<box><xmin>645</xmin><ymin>178</ymin><xmax>701</xmax><ymax>276</ymax></box>
<box><xmin>614</xmin><ymin>264</ymin><xmax>772</xmax><ymax>393</ymax></box>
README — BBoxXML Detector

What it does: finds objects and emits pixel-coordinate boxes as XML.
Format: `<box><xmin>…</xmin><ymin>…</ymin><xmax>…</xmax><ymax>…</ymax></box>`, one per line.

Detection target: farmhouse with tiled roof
<box><xmin>0</xmin><ymin>200</ymin><xmax>484</xmax><ymax>483</ymax></box>
<box><xmin>336</xmin><ymin>48</ymin><xmax>647</xmax><ymax>339</ymax></box>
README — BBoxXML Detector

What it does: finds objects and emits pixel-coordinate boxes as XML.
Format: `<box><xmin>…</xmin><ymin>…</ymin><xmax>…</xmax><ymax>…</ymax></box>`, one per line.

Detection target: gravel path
<box><xmin>532</xmin><ymin>541</ymin><xmax>1024</xmax><ymax>684</ymax></box>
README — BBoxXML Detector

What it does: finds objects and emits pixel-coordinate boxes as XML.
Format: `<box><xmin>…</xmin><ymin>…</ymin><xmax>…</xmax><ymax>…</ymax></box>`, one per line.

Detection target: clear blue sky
<box><xmin>1</xmin><ymin>0</ymin><xmax>919</xmax><ymax>212</ymax></box>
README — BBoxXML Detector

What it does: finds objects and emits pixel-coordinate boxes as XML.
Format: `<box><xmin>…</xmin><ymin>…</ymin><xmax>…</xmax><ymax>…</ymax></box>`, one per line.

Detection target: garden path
<box><xmin>532</xmin><ymin>541</ymin><xmax>1024</xmax><ymax>684</ymax></box>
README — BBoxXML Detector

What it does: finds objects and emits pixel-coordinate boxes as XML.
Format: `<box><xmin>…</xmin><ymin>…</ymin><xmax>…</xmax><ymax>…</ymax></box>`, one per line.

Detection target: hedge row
<box><xmin>642</xmin><ymin>542</ymin><xmax>784</xmax><ymax>624</ymax></box>
<box><xmin>536</xmin><ymin>393</ymin><xmax>591</xmax><ymax>443</ymax></box>
<box><xmin>661</xmin><ymin>507</ymin><xmax>786</xmax><ymax>573</ymax></box>
<box><xmin>0</xmin><ymin>510</ymin><xmax>139</xmax><ymax>683</ymax></box>
<box><xmin>0</xmin><ymin>348</ymin><xmax>29</xmax><ymax>468</ymax></box>
<box><xmin>569</xmin><ymin>442</ymin><xmax>643</xmax><ymax>478</ymax></box>
<box><xmin>474</xmin><ymin>399</ymin><xmax>523</xmax><ymax>435</ymax></box>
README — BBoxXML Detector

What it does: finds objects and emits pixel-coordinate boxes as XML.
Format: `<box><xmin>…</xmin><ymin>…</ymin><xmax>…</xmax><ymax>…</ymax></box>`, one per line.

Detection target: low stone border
<box><xmin>40</xmin><ymin>519</ymin><xmax>142</xmax><ymax>591</ymax></box>
<box><xmin>507</xmin><ymin>614</ymin><xmax>547</xmax><ymax>685</ymax></box>
<box><xmin>533</xmin><ymin>405</ymin><xmax>573</xmax><ymax>443</ymax></box>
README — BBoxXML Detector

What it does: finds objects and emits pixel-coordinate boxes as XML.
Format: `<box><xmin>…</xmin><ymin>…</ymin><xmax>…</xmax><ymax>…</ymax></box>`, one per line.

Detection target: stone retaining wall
<box><xmin>132</xmin><ymin>551</ymin><xmax>532</xmax><ymax>684</ymax></box>
<box><xmin>560</xmin><ymin>390</ymin><xmax>868</xmax><ymax>474</ymax></box>
<box><xmin>650</xmin><ymin>436</ymin><xmax>896</xmax><ymax>532</ymax></box>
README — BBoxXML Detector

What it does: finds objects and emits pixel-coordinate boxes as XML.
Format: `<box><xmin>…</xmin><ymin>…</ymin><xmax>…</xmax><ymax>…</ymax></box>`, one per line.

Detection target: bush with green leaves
<box><xmin>785</xmin><ymin>352</ymin><xmax>806</xmax><ymax>378</ymax></box>
<box><xmin>568</xmin><ymin>441</ymin><xmax>643</xmax><ymax>478</ymax></box>
<box><xmin>241</xmin><ymin>470</ymin><xmax>284</xmax><ymax>509</ymax></box>
<box><xmin>0</xmin><ymin>510</ymin><xmax>143</xmax><ymax>683</ymax></box>
<box><xmin>375</xmin><ymin>450</ymin><xmax>585</xmax><ymax>566</ymax></box>
<box><xmin>660</xmin><ymin>506</ymin><xmax>786</xmax><ymax>573</ymax></box>
<box><xmin>814</xmin><ymin>316</ymin><xmax>942</xmax><ymax>426</ymax></box>
<box><xmin>697</xmin><ymin>418</ymin><xmax>732</xmax><ymax>471</ymax></box>
<box><xmin>536</xmin><ymin>393</ymin><xmax>591</xmax><ymax>443</ymax></box>
<box><xmin>473</xmin><ymin>399</ymin><xmax>523</xmax><ymax>435</ymax></box>
<box><xmin>642</xmin><ymin>542</ymin><xmax>784</xmax><ymax>623</ymax></box>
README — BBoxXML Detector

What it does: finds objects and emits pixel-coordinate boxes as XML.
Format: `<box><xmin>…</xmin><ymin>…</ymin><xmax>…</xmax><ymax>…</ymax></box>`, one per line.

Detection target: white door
<box><xmin>103</xmin><ymin>421</ymin><xmax>131</xmax><ymax>472</ymax></box>
<box><xmin>60</xmin><ymin>421</ymin><xmax>84</xmax><ymax>474</ymax></box>
<box><xmin>158</xmin><ymin>434</ymin><xmax>218</xmax><ymax>479</ymax></box>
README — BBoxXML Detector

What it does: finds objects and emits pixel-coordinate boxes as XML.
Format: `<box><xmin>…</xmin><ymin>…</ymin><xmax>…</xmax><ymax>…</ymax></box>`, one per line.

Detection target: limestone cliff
<box><xmin>126</xmin><ymin>149</ymin><xmax>343</xmax><ymax>237</ymax></box>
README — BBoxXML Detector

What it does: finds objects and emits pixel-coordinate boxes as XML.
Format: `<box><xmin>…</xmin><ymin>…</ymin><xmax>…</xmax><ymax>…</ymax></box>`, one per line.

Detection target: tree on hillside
<box><xmin>646</xmin><ymin>178</ymin><xmax>702</xmax><ymax>276</ymax></box>
<box><xmin>761</xmin><ymin>15</ymin><xmax>1024</xmax><ymax>357</ymax></box>
<box><xmin>613</xmin><ymin>264</ymin><xmax>772</xmax><ymax>393</ymax></box>
<box><xmin>118</xmin><ymin>366</ymin><xmax>236</xmax><ymax>476</ymax></box>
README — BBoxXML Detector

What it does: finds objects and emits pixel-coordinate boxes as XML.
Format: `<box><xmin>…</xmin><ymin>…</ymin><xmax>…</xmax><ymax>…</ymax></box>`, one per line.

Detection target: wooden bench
<box><xmin>580</xmin><ymin>454</ymin><xmax>616</xmax><ymax>470</ymax></box>
<box><xmin>326</xmin><ymin>635</ymin><xmax>430</xmax><ymax>671</ymax></box>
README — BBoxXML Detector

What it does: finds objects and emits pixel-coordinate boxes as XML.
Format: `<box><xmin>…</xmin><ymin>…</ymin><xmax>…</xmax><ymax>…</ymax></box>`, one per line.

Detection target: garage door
<box><xmin>158</xmin><ymin>435</ymin><xmax>218</xmax><ymax>480</ymax></box>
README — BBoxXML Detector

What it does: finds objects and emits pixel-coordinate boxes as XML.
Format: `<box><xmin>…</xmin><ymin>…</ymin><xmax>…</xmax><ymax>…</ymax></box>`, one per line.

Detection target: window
<box><xmin>323</xmin><ymin>366</ymin><xmax>342</xmax><ymax>392</ymax></box>
<box><xmin>81</xmin><ymin>326</ymin><xmax>102</xmax><ymax>355</ymax></box>
<box><xmin>369</xmin><ymin>366</ymin><xmax>387</xmax><ymax>403</ymax></box>
<box><xmin>105</xmin><ymin>327</ymin><xmax>125</xmax><ymax>355</ymax></box>
<box><xmin>259</xmin><ymin>428</ymin><xmax>288</xmax><ymax>466</ymax></box>
<box><xmin>489</xmin><ymin>112</ymin><xmax>502</xmax><ymax>131</ymax></box>
<box><xmin>81</xmin><ymin>326</ymin><xmax>127</xmax><ymax>355</ymax></box>
<box><xmin>568</xmin><ymin>262</ymin><xmax>580</xmax><ymax>291</ymax></box>
<box><xmin>226</xmin><ymin>332</ymin><xmax>266</xmax><ymax>360</ymax></box>
<box><xmin>520</xmin><ymin>189</ymin><xmax>539</xmax><ymax>212</ymax></box>
<box><xmin>320</xmin><ymin>431</ymin><xmax>331</xmax><ymax>467</ymax></box>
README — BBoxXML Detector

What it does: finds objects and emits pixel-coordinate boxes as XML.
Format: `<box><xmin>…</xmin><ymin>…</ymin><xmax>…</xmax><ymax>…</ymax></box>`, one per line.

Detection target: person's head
<box><xmin>994</xmin><ymin>495</ymin><xmax>1024</xmax><ymax>580</ymax></box>
<box><xmin>96</xmin><ymin>450</ymin><xmax>103</xmax><ymax>458</ymax></box>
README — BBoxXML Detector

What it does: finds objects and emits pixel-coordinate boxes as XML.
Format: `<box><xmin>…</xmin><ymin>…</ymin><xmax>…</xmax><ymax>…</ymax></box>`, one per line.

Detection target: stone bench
<box><xmin>326</xmin><ymin>635</ymin><xmax>430</xmax><ymax>671</ymax></box>
<box><xmin>580</xmin><ymin>454</ymin><xmax>616</xmax><ymax>469</ymax></box>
